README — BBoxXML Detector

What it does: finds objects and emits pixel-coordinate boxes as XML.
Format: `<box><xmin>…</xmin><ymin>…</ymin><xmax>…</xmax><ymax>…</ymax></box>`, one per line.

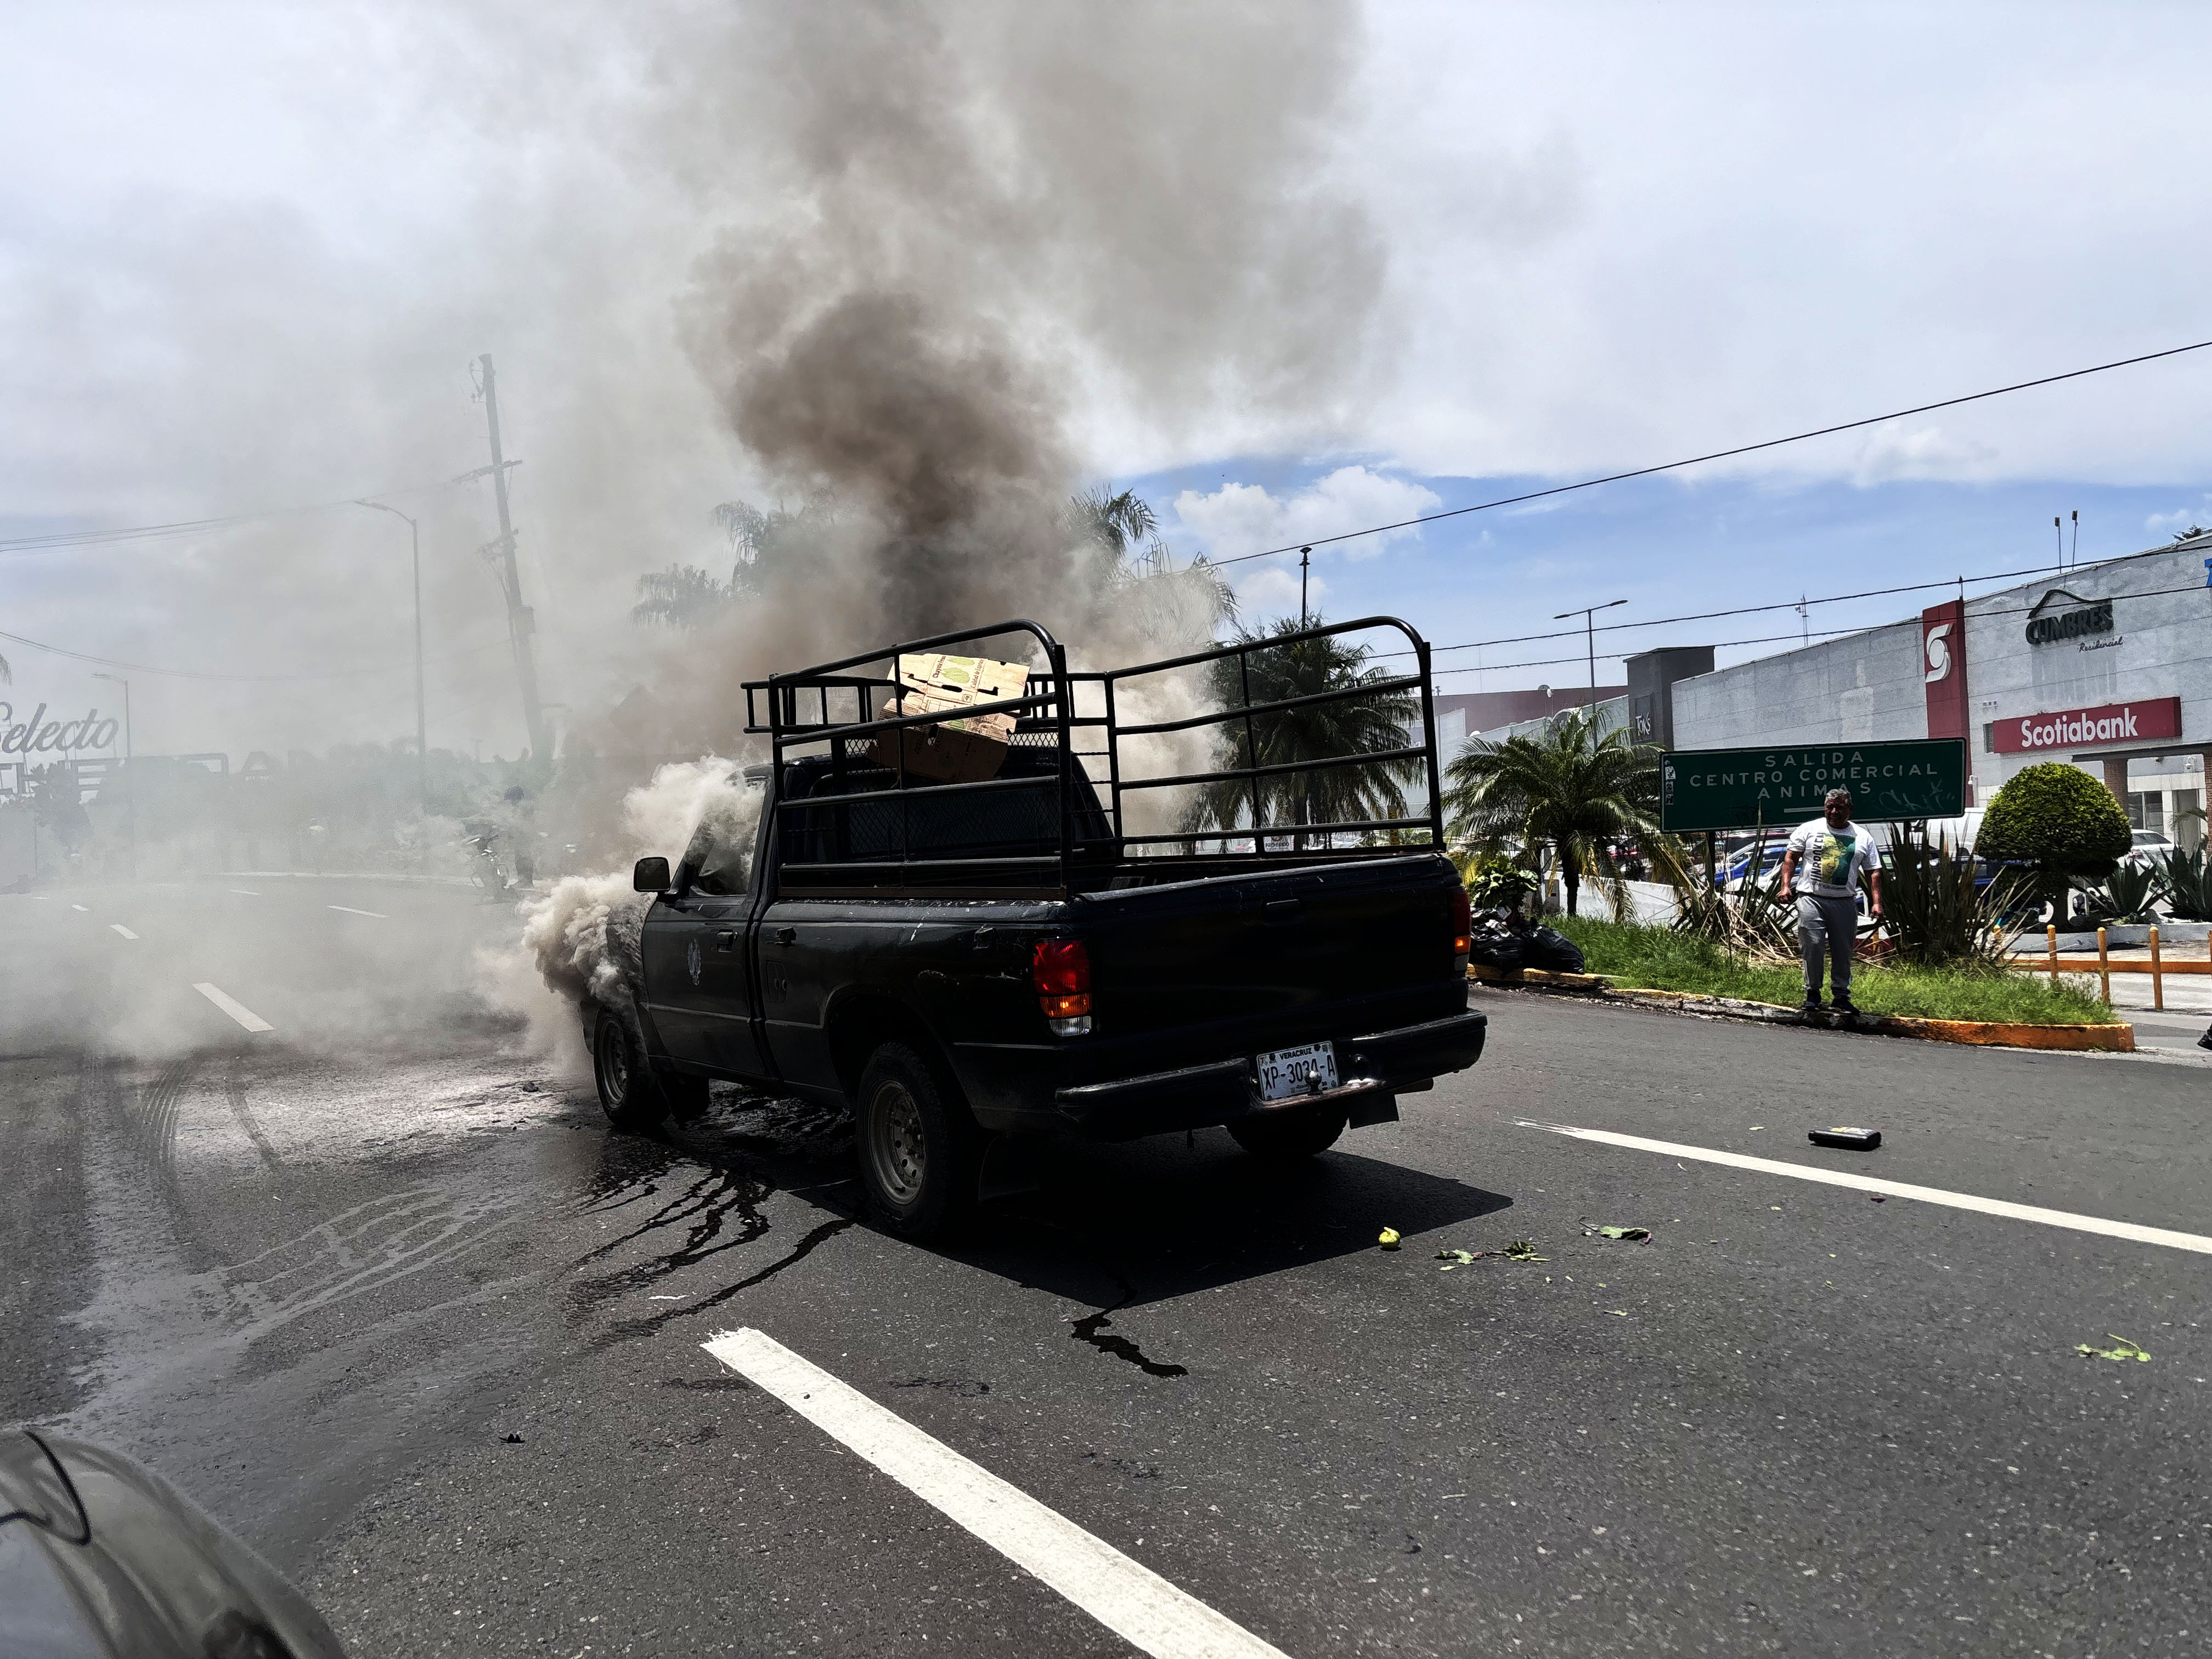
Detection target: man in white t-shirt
<box><xmin>1778</xmin><ymin>788</ymin><xmax>1884</xmax><ymax>1015</ymax></box>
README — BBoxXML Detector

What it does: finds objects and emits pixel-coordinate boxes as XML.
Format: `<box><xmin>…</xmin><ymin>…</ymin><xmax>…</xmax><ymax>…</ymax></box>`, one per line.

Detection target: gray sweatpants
<box><xmin>1796</xmin><ymin>893</ymin><xmax>1859</xmax><ymax>1001</ymax></box>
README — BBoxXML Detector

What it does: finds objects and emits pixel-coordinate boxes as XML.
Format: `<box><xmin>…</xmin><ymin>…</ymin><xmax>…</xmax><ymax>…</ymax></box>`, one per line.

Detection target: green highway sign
<box><xmin>1660</xmin><ymin>738</ymin><xmax>1967</xmax><ymax>833</ymax></box>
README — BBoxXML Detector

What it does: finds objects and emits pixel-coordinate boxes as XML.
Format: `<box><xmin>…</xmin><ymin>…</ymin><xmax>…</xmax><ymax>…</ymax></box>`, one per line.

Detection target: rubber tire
<box><xmin>855</xmin><ymin>1041</ymin><xmax>980</xmax><ymax>1240</ymax></box>
<box><xmin>1227</xmin><ymin>1104</ymin><xmax>1348</xmax><ymax>1161</ymax></box>
<box><xmin>594</xmin><ymin>1008</ymin><xmax>668</xmax><ymax>1131</ymax></box>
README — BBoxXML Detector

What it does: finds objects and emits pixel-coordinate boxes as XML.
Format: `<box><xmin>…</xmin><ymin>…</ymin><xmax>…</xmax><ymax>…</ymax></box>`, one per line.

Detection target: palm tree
<box><xmin>1184</xmin><ymin>617</ymin><xmax>1421</xmax><ymax>845</ymax></box>
<box><xmin>1443</xmin><ymin>708</ymin><xmax>1664</xmax><ymax>917</ymax></box>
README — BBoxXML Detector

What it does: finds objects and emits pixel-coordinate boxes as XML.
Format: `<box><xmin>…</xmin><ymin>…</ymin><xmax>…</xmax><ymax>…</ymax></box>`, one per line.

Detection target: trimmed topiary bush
<box><xmin>1976</xmin><ymin>763</ymin><xmax>2131</xmax><ymax>912</ymax></box>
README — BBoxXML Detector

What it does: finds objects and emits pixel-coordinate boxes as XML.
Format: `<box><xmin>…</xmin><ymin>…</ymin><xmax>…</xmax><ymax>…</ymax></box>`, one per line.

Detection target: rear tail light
<box><xmin>1032</xmin><ymin>939</ymin><xmax>1093</xmax><ymax>1034</ymax></box>
<box><xmin>1452</xmin><ymin>888</ymin><xmax>1472</xmax><ymax>961</ymax></box>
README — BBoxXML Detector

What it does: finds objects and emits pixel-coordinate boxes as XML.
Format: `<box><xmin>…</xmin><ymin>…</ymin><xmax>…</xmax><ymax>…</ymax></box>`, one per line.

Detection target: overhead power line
<box><xmin>1214</xmin><ymin>336</ymin><xmax>2212</xmax><ymax>566</ymax></box>
<box><xmin>1426</xmin><ymin>577</ymin><xmax>2212</xmax><ymax>680</ymax></box>
<box><xmin>0</xmin><ymin>627</ymin><xmax>512</xmax><ymax>683</ymax></box>
<box><xmin>0</xmin><ymin>466</ymin><xmax>509</xmax><ymax>556</ymax></box>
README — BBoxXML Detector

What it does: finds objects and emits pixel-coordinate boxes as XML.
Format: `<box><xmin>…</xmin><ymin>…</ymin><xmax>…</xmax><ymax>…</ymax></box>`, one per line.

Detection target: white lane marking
<box><xmin>705</xmin><ymin>1329</ymin><xmax>1292</xmax><ymax>1659</ymax></box>
<box><xmin>71</xmin><ymin>903</ymin><xmax>89</xmax><ymax>912</ymax></box>
<box><xmin>1519</xmin><ymin>1120</ymin><xmax>2212</xmax><ymax>1256</ymax></box>
<box><xmin>109</xmin><ymin>923</ymin><xmax>138</xmax><ymax>939</ymax></box>
<box><xmin>229</xmin><ymin>888</ymin><xmax>261</xmax><ymax>896</ymax></box>
<box><xmin>194</xmin><ymin>982</ymin><xmax>274</xmax><ymax>1034</ymax></box>
<box><xmin>326</xmin><ymin>904</ymin><xmax>387</xmax><ymax>918</ymax></box>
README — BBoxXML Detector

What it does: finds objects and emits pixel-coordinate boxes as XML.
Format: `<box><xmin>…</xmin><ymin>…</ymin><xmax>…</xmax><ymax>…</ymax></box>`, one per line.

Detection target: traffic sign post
<box><xmin>1660</xmin><ymin>738</ymin><xmax>1967</xmax><ymax>833</ymax></box>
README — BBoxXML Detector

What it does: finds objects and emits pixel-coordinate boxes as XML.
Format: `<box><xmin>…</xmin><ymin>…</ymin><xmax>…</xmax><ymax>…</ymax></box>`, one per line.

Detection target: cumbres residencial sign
<box><xmin>1990</xmin><ymin>696</ymin><xmax>2181</xmax><ymax>754</ymax></box>
<box><xmin>0</xmin><ymin>701</ymin><xmax>121</xmax><ymax>756</ymax></box>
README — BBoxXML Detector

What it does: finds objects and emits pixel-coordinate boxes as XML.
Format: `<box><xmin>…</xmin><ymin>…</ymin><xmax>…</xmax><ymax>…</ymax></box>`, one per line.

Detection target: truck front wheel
<box><xmin>594</xmin><ymin>1008</ymin><xmax>668</xmax><ymax>1132</ymax></box>
<box><xmin>1227</xmin><ymin>1105</ymin><xmax>1348</xmax><ymax>1160</ymax></box>
<box><xmin>856</xmin><ymin>1042</ymin><xmax>979</xmax><ymax>1240</ymax></box>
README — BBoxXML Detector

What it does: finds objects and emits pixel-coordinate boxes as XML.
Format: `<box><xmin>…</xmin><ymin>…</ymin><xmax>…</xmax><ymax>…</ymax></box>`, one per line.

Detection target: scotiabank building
<box><xmin>1665</xmin><ymin>530</ymin><xmax>2212</xmax><ymax>846</ymax></box>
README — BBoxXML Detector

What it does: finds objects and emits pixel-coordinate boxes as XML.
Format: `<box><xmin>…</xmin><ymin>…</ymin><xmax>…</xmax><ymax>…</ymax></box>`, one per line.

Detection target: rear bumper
<box><xmin>1045</xmin><ymin>1009</ymin><xmax>1487</xmax><ymax>1141</ymax></box>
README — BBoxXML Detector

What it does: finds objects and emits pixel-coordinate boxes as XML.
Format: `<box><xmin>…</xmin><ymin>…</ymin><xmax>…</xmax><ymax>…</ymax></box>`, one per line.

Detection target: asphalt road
<box><xmin>7</xmin><ymin>878</ymin><xmax>2210</xmax><ymax>1657</ymax></box>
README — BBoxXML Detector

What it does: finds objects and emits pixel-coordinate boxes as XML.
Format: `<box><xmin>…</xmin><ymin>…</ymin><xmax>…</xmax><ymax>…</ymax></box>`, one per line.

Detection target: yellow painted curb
<box><xmin>1471</xmin><ymin>966</ymin><xmax>2134</xmax><ymax>1052</ymax></box>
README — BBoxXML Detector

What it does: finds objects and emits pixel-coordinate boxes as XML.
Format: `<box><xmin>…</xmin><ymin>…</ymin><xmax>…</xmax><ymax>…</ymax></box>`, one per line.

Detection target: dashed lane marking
<box><xmin>229</xmin><ymin>888</ymin><xmax>261</xmax><ymax>896</ymax></box>
<box><xmin>704</xmin><ymin>1329</ymin><xmax>1293</xmax><ymax>1659</ymax></box>
<box><xmin>110</xmin><ymin>924</ymin><xmax>138</xmax><ymax>939</ymax></box>
<box><xmin>1518</xmin><ymin>1119</ymin><xmax>2212</xmax><ymax>1256</ymax></box>
<box><xmin>326</xmin><ymin>904</ymin><xmax>387</xmax><ymax>918</ymax></box>
<box><xmin>71</xmin><ymin>904</ymin><xmax>89</xmax><ymax>912</ymax></box>
<box><xmin>194</xmin><ymin>983</ymin><xmax>274</xmax><ymax>1034</ymax></box>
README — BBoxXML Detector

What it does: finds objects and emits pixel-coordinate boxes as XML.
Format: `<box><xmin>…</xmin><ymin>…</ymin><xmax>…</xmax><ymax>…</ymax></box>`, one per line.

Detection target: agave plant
<box><xmin>2151</xmin><ymin>844</ymin><xmax>2212</xmax><ymax>922</ymax></box>
<box><xmin>1880</xmin><ymin>821</ymin><xmax>2019</xmax><ymax>968</ymax></box>
<box><xmin>2080</xmin><ymin>861</ymin><xmax>2161</xmax><ymax>926</ymax></box>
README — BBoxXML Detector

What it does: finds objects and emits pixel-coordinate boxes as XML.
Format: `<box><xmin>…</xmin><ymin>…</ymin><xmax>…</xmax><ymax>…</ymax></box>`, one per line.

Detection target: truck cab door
<box><xmin>640</xmin><ymin>805</ymin><xmax>769</xmax><ymax>1081</ymax></box>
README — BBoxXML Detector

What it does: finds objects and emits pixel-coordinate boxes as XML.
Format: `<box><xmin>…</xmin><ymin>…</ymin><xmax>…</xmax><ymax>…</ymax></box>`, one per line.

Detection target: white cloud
<box><xmin>2146</xmin><ymin>499</ymin><xmax>2212</xmax><ymax>537</ymax></box>
<box><xmin>1850</xmin><ymin>424</ymin><xmax>1997</xmax><ymax>487</ymax></box>
<box><xmin>1171</xmin><ymin>466</ymin><xmax>1443</xmax><ymax>569</ymax></box>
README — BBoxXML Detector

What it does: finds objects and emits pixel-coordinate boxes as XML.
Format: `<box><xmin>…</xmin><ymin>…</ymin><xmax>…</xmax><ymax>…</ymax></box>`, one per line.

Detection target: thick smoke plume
<box><xmin>622</xmin><ymin>0</ymin><xmax>1386</xmax><ymax>735</ymax></box>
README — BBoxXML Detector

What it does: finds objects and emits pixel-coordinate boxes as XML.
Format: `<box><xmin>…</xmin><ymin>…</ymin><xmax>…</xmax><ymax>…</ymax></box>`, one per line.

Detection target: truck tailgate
<box><xmin>1070</xmin><ymin>854</ymin><xmax>1462</xmax><ymax>1063</ymax></box>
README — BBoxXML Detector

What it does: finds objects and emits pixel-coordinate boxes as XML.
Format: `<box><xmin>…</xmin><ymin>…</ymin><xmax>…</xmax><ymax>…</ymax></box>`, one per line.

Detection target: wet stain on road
<box><xmin>1068</xmin><ymin>1293</ymin><xmax>1189</xmax><ymax>1378</ymax></box>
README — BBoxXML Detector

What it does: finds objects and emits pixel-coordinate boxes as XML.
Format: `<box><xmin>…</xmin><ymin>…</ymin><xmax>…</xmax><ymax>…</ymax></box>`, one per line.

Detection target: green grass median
<box><xmin>1550</xmin><ymin>917</ymin><xmax>2120</xmax><ymax>1026</ymax></box>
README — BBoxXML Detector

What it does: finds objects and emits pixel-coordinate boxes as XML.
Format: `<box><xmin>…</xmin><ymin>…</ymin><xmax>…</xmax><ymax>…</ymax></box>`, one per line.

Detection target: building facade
<box><xmin>1665</xmin><ymin>533</ymin><xmax>2212</xmax><ymax>843</ymax></box>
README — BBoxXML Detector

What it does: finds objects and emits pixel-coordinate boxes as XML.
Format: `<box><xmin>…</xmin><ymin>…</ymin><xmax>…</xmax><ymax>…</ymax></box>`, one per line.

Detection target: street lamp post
<box><xmin>91</xmin><ymin>671</ymin><xmax>133</xmax><ymax>878</ymax></box>
<box><xmin>356</xmin><ymin>501</ymin><xmax>430</xmax><ymax>811</ymax></box>
<box><xmin>1553</xmin><ymin>599</ymin><xmax>1628</xmax><ymax>710</ymax></box>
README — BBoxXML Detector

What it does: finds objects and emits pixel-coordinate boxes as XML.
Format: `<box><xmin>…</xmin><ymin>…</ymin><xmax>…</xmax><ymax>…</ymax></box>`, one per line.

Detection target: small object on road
<box><xmin>1605</xmin><ymin>1309</ymin><xmax>1629</xmax><ymax>1316</ymax></box>
<box><xmin>2075</xmin><ymin>1335</ymin><xmax>2151</xmax><ymax>1363</ymax></box>
<box><xmin>1435</xmin><ymin>1248</ymin><xmax>1483</xmax><ymax>1271</ymax></box>
<box><xmin>1586</xmin><ymin>1224</ymin><xmax>1652</xmax><ymax>1243</ymax></box>
<box><xmin>1502</xmin><ymin>1239</ymin><xmax>1547</xmax><ymax>1261</ymax></box>
<box><xmin>1378</xmin><ymin>1227</ymin><xmax>1402</xmax><ymax>1250</ymax></box>
<box><xmin>1869</xmin><ymin>1194</ymin><xmax>1887</xmax><ymax>1203</ymax></box>
<box><xmin>1809</xmin><ymin>1126</ymin><xmax>1882</xmax><ymax>1150</ymax></box>
<box><xmin>500</xmin><ymin>1432</ymin><xmax>526</xmax><ymax>1443</ymax></box>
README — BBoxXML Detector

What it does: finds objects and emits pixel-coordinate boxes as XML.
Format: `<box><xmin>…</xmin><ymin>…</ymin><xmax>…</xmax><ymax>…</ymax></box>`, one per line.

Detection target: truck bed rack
<box><xmin>744</xmin><ymin>617</ymin><xmax>1443</xmax><ymax>896</ymax></box>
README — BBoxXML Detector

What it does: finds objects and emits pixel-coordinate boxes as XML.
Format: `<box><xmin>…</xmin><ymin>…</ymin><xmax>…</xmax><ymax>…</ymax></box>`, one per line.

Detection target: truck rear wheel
<box><xmin>594</xmin><ymin>1008</ymin><xmax>668</xmax><ymax>1131</ymax></box>
<box><xmin>1228</xmin><ymin>1104</ymin><xmax>1348</xmax><ymax>1161</ymax></box>
<box><xmin>856</xmin><ymin>1042</ymin><xmax>979</xmax><ymax>1240</ymax></box>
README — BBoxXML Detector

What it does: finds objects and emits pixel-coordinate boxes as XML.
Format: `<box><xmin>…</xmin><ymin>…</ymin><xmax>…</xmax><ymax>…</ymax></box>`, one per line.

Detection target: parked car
<box><xmin>585</xmin><ymin>618</ymin><xmax>1489</xmax><ymax>1240</ymax></box>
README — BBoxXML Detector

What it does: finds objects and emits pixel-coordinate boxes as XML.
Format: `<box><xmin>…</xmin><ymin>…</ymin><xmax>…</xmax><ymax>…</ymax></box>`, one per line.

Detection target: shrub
<box><xmin>1974</xmin><ymin>764</ymin><xmax>2131</xmax><ymax>907</ymax></box>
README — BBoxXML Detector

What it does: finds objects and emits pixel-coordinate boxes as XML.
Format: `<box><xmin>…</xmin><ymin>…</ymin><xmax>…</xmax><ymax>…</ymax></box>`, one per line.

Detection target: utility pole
<box><xmin>478</xmin><ymin>354</ymin><xmax>550</xmax><ymax>761</ymax></box>
<box><xmin>1554</xmin><ymin>599</ymin><xmax>1627</xmax><ymax>710</ymax></box>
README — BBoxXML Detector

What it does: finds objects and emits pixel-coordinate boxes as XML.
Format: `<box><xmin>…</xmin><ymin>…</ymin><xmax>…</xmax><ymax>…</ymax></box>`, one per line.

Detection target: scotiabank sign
<box><xmin>1993</xmin><ymin>696</ymin><xmax>2182</xmax><ymax>754</ymax></box>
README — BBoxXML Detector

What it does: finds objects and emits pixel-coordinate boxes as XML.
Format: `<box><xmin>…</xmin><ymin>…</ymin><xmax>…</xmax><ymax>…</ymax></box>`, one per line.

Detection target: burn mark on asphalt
<box><xmin>662</xmin><ymin>1375</ymin><xmax>752</xmax><ymax>1392</ymax></box>
<box><xmin>893</xmin><ymin>1377</ymin><xmax>991</xmax><ymax>1398</ymax></box>
<box><xmin>1068</xmin><ymin>1293</ymin><xmax>1188</xmax><ymax>1379</ymax></box>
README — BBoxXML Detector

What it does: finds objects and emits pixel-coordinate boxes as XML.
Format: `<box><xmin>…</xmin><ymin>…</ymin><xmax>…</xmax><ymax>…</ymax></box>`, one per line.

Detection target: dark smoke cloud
<box><xmin>637</xmin><ymin>0</ymin><xmax>1388</xmax><ymax>679</ymax></box>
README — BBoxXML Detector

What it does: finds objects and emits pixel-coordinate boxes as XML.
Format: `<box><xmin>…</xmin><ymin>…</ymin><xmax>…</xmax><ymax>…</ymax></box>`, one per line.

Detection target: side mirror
<box><xmin>633</xmin><ymin>856</ymin><xmax>670</xmax><ymax>893</ymax></box>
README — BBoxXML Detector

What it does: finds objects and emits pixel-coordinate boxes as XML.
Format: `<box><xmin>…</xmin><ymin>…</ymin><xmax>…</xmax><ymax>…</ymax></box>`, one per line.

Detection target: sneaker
<box><xmin>2198</xmin><ymin>1030</ymin><xmax>2212</xmax><ymax>1052</ymax></box>
<box><xmin>1833</xmin><ymin>997</ymin><xmax>1860</xmax><ymax>1017</ymax></box>
<box><xmin>1800</xmin><ymin>996</ymin><xmax>1825</xmax><ymax>1013</ymax></box>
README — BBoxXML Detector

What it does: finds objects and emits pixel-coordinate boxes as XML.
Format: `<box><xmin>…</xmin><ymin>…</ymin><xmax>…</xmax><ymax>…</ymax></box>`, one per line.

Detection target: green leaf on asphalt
<box><xmin>1596</xmin><ymin>1226</ymin><xmax>1652</xmax><ymax>1242</ymax></box>
<box><xmin>2075</xmin><ymin>1334</ymin><xmax>2151</xmax><ymax>1362</ymax></box>
<box><xmin>1435</xmin><ymin>1249</ymin><xmax>1481</xmax><ymax>1271</ymax></box>
<box><xmin>1502</xmin><ymin>1240</ymin><xmax>1547</xmax><ymax>1261</ymax></box>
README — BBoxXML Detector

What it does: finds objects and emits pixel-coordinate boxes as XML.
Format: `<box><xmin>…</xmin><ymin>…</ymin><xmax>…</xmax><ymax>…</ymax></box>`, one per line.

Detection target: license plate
<box><xmin>1254</xmin><ymin>1040</ymin><xmax>1339</xmax><ymax>1103</ymax></box>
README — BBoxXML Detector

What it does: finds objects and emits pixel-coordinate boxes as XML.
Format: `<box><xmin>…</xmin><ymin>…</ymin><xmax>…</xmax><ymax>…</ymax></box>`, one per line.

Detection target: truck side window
<box><xmin>689</xmin><ymin>828</ymin><xmax>752</xmax><ymax>897</ymax></box>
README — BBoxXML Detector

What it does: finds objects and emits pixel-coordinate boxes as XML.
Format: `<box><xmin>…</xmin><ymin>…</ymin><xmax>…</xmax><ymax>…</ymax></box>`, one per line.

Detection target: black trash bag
<box><xmin>1522</xmin><ymin>925</ymin><xmax>1585</xmax><ymax>974</ymax></box>
<box><xmin>1466</xmin><ymin>913</ymin><xmax>1525</xmax><ymax>973</ymax></box>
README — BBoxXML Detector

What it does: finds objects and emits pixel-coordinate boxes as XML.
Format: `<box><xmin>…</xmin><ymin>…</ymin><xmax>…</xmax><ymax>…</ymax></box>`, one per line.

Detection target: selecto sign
<box><xmin>1661</xmin><ymin>738</ymin><xmax>1968</xmax><ymax>833</ymax></box>
<box><xmin>1991</xmin><ymin>696</ymin><xmax>2181</xmax><ymax>754</ymax></box>
<box><xmin>0</xmin><ymin>701</ymin><xmax>121</xmax><ymax>756</ymax></box>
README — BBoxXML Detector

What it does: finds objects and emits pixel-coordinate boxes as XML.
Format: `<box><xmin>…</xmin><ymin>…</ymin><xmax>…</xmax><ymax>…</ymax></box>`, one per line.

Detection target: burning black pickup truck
<box><xmin>584</xmin><ymin>617</ymin><xmax>1486</xmax><ymax>1239</ymax></box>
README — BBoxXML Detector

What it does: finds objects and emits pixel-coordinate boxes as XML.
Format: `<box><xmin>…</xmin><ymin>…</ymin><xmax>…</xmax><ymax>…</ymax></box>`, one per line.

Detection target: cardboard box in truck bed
<box><xmin>871</xmin><ymin>652</ymin><xmax>1030</xmax><ymax>783</ymax></box>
